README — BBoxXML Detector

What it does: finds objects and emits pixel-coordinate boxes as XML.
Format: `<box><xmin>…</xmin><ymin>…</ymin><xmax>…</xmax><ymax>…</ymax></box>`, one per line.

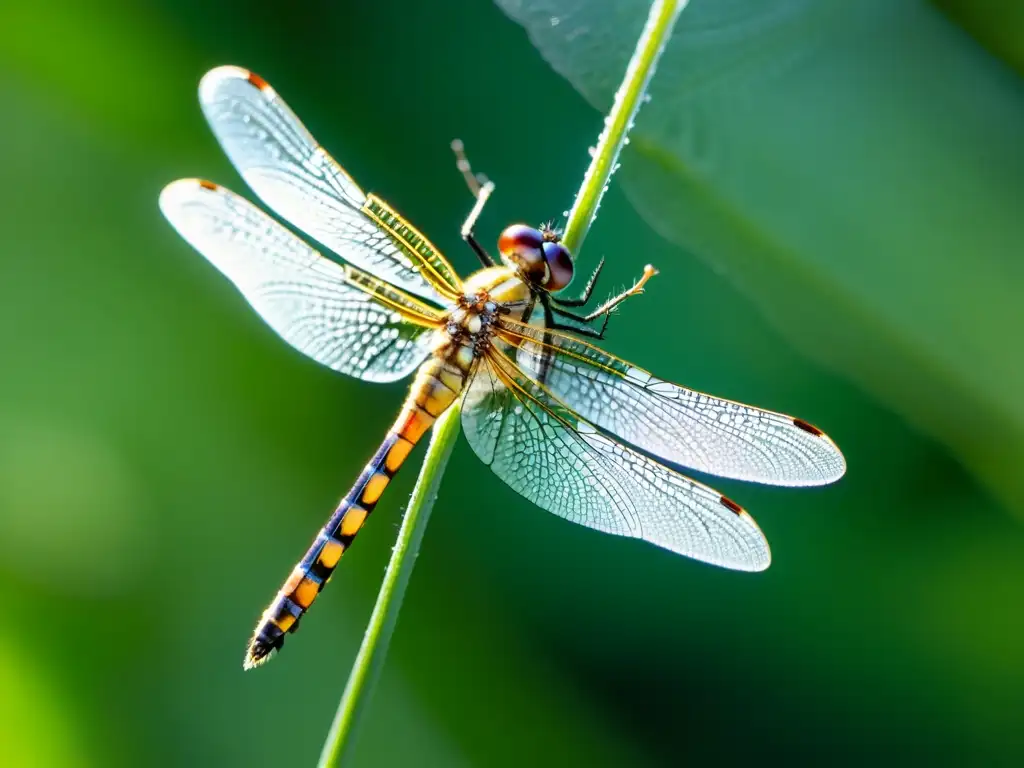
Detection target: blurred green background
<box><xmin>2</xmin><ymin>0</ymin><xmax>1024</xmax><ymax>765</ymax></box>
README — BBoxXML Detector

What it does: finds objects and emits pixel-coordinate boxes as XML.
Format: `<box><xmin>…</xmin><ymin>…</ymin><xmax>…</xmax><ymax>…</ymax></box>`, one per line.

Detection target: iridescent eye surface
<box><xmin>498</xmin><ymin>224</ymin><xmax>546</xmax><ymax>280</ymax></box>
<box><xmin>541</xmin><ymin>241</ymin><xmax>574</xmax><ymax>290</ymax></box>
<box><xmin>498</xmin><ymin>224</ymin><xmax>575</xmax><ymax>290</ymax></box>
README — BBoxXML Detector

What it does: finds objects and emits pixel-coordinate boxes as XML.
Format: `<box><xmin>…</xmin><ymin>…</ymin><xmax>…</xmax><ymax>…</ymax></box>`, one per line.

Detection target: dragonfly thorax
<box><xmin>460</xmin><ymin>265</ymin><xmax>533</xmax><ymax>311</ymax></box>
<box><xmin>447</xmin><ymin>303</ymin><xmax>491</xmax><ymax>337</ymax></box>
<box><xmin>434</xmin><ymin>267</ymin><xmax>532</xmax><ymax>363</ymax></box>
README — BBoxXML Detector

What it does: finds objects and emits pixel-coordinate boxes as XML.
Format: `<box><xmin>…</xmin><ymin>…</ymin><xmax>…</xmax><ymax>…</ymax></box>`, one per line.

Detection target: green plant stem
<box><xmin>317</xmin><ymin>1</ymin><xmax>685</xmax><ymax>763</ymax></box>
<box><xmin>317</xmin><ymin>404</ymin><xmax>462</xmax><ymax>768</ymax></box>
<box><xmin>561</xmin><ymin>0</ymin><xmax>686</xmax><ymax>255</ymax></box>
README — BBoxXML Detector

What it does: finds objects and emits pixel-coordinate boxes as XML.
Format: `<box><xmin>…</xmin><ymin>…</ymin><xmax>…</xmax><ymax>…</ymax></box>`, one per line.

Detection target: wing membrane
<box><xmin>159</xmin><ymin>179</ymin><xmax>441</xmax><ymax>383</ymax></box>
<box><xmin>462</xmin><ymin>349</ymin><xmax>771</xmax><ymax>571</ymax></box>
<box><xmin>197</xmin><ymin>65</ymin><xmax>461</xmax><ymax>305</ymax></box>
<box><xmin>502</xmin><ymin>320</ymin><xmax>845</xmax><ymax>487</ymax></box>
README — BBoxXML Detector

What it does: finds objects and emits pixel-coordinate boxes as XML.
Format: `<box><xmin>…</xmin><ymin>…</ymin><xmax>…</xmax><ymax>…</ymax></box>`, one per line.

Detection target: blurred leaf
<box><xmin>0</xmin><ymin>416</ymin><xmax>149</xmax><ymax>594</ymax></box>
<box><xmin>495</xmin><ymin>0</ymin><xmax>1024</xmax><ymax>513</ymax></box>
<box><xmin>932</xmin><ymin>0</ymin><xmax>1024</xmax><ymax>76</ymax></box>
<box><xmin>0</xmin><ymin>0</ymin><xmax>191</xmax><ymax>150</ymax></box>
<box><xmin>0</xmin><ymin>636</ymin><xmax>93</xmax><ymax>767</ymax></box>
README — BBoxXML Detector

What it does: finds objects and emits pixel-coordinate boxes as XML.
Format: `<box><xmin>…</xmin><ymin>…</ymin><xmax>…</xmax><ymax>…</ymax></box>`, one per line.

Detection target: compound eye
<box><xmin>541</xmin><ymin>241</ymin><xmax>574</xmax><ymax>291</ymax></box>
<box><xmin>498</xmin><ymin>224</ymin><xmax>546</xmax><ymax>279</ymax></box>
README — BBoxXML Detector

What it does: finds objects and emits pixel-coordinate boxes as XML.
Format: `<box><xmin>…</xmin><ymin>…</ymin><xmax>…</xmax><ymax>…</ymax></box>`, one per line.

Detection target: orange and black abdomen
<box><xmin>244</xmin><ymin>356</ymin><xmax>465</xmax><ymax>669</ymax></box>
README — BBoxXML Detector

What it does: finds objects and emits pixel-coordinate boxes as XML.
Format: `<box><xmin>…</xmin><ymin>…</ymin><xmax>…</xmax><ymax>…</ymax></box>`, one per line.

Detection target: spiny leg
<box><xmin>545</xmin><ymin>296</ymin><xmax>611</xmax><ymax>340</ymax></box>
<box><xmin>548</xmin><ymin>263</ymin><xmax>657</xmax><ymax>339</ymax></box>
<box><xmin>551</xmin><ymin>257</ymin><xmax>606</xmax><ymax>308</ymax></box>
<box><xmin>533</xmin><ymin>300</ymin><xmax>610</xmax><ymax>384</ymax></box>
<box><xmin>547</xmin><ymin>316</ymin><xmax>609</xmax><ymax>340</ymax></box>
<box><xmin>451</xmin><ymin>139</ymin><xmax>496</xmax><ymax>268</ymax></box>
<box><xmin>576</xmin><ymin>264</ymin><xmax>658</xmax><ymax>322</ymax></box>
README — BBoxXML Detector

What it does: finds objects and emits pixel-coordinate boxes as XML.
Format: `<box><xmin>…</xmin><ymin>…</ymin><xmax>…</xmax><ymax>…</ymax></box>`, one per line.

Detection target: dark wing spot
<box><xmin>720</xmin><ymin>495</ymin><xmax>743</xmax><ymax>514</ymax></box>
<box><xmin>246</xmin><ymin>70</ymin><xmax>270</xmax><ymax>91</ymax></box>
<box><xmin>792</xmin><ymin>418</ymin><xmax>824</xmax><ymax>437</ymax></box>
<box><xmin>198</xmin><ymin>179</ymin><xmax>219</xmax><ymax>191</ymax></box>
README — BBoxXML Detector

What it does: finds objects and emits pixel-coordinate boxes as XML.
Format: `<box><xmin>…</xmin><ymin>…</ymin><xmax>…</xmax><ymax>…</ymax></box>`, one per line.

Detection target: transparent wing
<box><xmin>503</xmin><ymin>320</ymin><xmax>845</xmax><ymax>487</ymax></box>
<box><xmin>197</xmin><ymin>65</ymin><xmax>461</xmax><ymax>305</ymax></box>
<box><xmin>462</xmin><ymin>350</ymin><xmax>771</xmax><ymax>571</ymax></box>
<box><xmin>159</xmin><ymin>178</ymin><xmax>441</xmax><ymax>383</ymax></box>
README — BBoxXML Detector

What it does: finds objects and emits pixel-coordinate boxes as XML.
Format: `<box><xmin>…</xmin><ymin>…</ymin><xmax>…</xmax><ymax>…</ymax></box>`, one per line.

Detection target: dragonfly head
<box><xmin>498</xmin><ymin>224</ymin><xmax>574</xmax><ymax>292</ymax></box>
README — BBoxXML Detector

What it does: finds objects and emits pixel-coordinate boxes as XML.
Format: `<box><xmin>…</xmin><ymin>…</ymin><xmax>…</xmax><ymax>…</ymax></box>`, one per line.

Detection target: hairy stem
<box><xmin>561</xmin><ymin>0</ymin><xmax>686</xmax><ymax>255</ymax></box>
<box><xmin>317</xmin><ymin>404</ymin><xmax>461</xmax><ymax>767</ymax></box>
<box><xmin>317</xmin><ymin>1</ymin><xmax>685</xmax><ymax>763</ymax></box>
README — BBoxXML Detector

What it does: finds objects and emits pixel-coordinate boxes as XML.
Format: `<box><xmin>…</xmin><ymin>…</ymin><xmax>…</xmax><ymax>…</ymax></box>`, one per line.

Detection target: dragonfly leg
<box><xmin>452</xmin><ymin>139</ymin><xmax>497</xmax><ymax>268</ymax></box>
<box><xmin>546</xmin><ymin>313</ymin><xmax>610</xmax><ymax>340</ymax></box>
<box><xmin>451</xmin><ymin>138</ymin><xmax>489</xmax><ymax>199</ymax></box>
<box><xmin>576</xmin><ymin>264</ymin><xmax>658</xmax><ymax>322</ymax></box>
<box><xmin>546</xmin><ymin>264</ymin><xmax>656</xmax><ymax>338</ymax></box>
<box><xmin>550</xmin><ymin>257</ymin><xmax>605</xmax><ymax>308</ymax></box>
<box><xmin>545</xmin><ymin>297</ymin><xmax>612</xmax><ymax>339</ymax></box>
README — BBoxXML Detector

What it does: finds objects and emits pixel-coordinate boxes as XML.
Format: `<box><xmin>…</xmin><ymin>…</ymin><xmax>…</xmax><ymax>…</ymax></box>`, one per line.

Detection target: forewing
<box><xmin>462</xmin><ymin>351</ymin><xmax>770</xmax><ymax>571</ymax></box>
<box><xmin>504</xmin><ymin>320</ymin><xmax>845</xmax><ymax>487</ymax></box>
<box><xmin>159</xmin><ymin>179</ymin><xmax>439</xmax><ymax>383</ymax></box>
<box><xmin>197</xmin><ymin>65</ymin><xmax>461</xmax><ymax>304</ymax></box>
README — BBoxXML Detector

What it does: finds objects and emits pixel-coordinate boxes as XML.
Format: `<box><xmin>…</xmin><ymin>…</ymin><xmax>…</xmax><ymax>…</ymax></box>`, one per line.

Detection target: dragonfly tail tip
<box><xmin>243</xmin><ymin>639</ymin><xmax>277</xmax><ymax>671</ymax></box>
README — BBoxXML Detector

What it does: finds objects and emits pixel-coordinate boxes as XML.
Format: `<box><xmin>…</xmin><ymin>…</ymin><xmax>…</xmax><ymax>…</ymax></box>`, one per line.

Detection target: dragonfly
<box><xmin>159</xmin><ymin>66</ymin><xmax>846</xmax><ymax>670</ymax></box>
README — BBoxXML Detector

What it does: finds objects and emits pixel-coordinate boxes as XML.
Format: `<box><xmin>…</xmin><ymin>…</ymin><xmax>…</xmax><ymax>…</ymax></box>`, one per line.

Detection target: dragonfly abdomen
<box><xmin>243</xmin><ymin>354</ymin><xmax>468</xmax><ymax>669</ymax></box>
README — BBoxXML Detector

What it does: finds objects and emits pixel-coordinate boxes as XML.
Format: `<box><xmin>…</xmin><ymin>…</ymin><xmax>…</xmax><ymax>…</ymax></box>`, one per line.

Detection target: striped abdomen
<box><xmin>244</xmin><ymin>354</ymin><xmax>469</xmax><ymax>669</ymax></box>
